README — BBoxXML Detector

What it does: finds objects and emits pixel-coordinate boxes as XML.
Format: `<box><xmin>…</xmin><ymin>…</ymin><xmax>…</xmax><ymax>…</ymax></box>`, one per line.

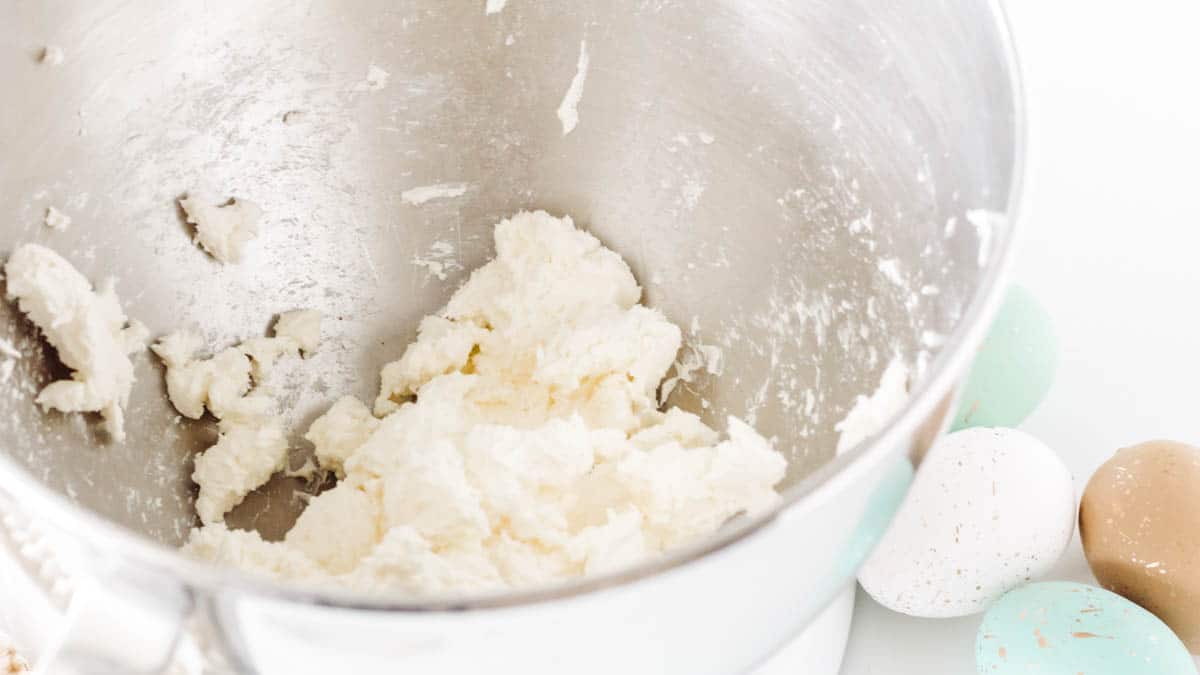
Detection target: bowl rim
<box><xmin>0</xmin><ymin>0</ymin><xmax>1030</xmax><ymax>614</ymax></box>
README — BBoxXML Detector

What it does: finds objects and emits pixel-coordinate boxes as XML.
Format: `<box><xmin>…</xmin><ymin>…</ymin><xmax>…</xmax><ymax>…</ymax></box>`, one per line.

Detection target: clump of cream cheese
<box><xmin>153</xmin><ymin>310</ymin><xmax>322</xmax><ymax>523</ymax></box>
<box><xmin>4</xmin><ymin>244</ymin><xmax>147</xmax><ymax>442</ymax></box>
<box><xmin>178</xmin><ymin>192</ymin><xmax>262</xmax><ymax>264</ymax></box>
<box><xmin>834</xmin><ymin>356</ymin><xmax>910</xmax><ymax>455</ymax></box>
<box><xmin>185</xmin><ymin>211</ymin><xmax>787</xmax><ymax>593</ymax></box>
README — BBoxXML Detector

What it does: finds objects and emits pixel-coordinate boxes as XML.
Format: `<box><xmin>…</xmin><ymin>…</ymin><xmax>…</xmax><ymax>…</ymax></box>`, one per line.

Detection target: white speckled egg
<box><xmin>858</xmin><ymin>427</ymin><xmax>1075</xmax><ymax>618</ymax></box>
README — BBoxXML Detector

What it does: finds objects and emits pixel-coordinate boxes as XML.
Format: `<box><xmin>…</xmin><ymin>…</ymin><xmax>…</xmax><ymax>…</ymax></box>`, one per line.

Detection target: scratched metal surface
<box><xmin>0</xmin><ymin>0</ymin><xmax>1015</xmax><ymax>548</ymax></box>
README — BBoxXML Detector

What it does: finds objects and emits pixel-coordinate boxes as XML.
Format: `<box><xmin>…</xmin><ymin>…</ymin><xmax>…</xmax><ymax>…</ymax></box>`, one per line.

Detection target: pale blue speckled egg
<box><xmin>977</xmin><ymin>581</ymin><xmax>1197</xmax><ymax>674</ymax></box>
<box><xmin>953</xmin><ymin>285</ymin><xmax>1057</xmax><ymax>431</ymax></box>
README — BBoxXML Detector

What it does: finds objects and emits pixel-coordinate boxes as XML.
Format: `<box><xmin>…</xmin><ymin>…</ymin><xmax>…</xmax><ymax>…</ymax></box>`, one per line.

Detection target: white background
<box><xmin>840</xmin><ymin>1</ymin><xmax>1200</xmax><ymax>672</ymax></box>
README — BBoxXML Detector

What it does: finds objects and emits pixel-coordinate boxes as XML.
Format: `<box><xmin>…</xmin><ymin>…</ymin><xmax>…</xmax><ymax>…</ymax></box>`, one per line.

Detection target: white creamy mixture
<box><xmin>400</xmin><ymin>183</ymin><xmax>470</xmax><ymax>206</ymax></box>
<box><xmin>834</xmin><ymin>356</ymin><xmax>910</xmax><ymax>455</ymax></box>
<box><xmin>4</xmin><ymin>244</ymin><xmax>147</xmax><ymax>442</ymax></box>
<box><xmin>43</xmin><ymin>206</ymin><xmax>71</xmax><ymax>231</ymax></box>
<box><xmin>556</xmin><ymin>40</ymin><xmax>589</xmax><ymax>136</ymax></box>
<box><xmin>178</xmin><ymin>192</ymin><xmax>262</xmax><ymax>263</ymax></box>
<box><xmin>152</xmin><ymin>310</ymin><xmax>322</xmax><ymax>524</ymax></box>
<box><xmin>358</xmin><ymin>65</ymin><xmax>390</xmax><ymax>93</ymax></box>
<box><xmin>185</xmin><ymin>211</ymin><xmax>788</xmax><ymax>593</ymax></box>
<box><xmin>39</xmin><ymin>45</ymin><xmax>64</xmax><ymax>66</ymax></box>
<box><xmin>4</xmin><ymin>210</ymin><xmax>909</xmax><ymax>595</ymax></box>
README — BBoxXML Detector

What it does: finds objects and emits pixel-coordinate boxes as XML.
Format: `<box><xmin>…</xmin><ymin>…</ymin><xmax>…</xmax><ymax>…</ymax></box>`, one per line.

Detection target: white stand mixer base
<box><xmin>754</xmin><ymin>584</ymin><xmax>856</xmax><ymax>675</ymax></box>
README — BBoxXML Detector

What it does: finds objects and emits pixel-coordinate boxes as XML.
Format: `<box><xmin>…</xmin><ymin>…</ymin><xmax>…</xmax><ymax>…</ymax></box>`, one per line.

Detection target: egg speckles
<box><xmin>1081</xmin><ymin>440</ymin><xmax>1200</xmax><ymax>653</ymax></box>
<box><xmin>976</xmin><ymin>582</ymin><xmax>1197</xmax><ymax>675</ymax></box>
<box><xmin>859</xmin><ymin>428</ymin><xmax>1074</xmax><ymax>618</ymax></box>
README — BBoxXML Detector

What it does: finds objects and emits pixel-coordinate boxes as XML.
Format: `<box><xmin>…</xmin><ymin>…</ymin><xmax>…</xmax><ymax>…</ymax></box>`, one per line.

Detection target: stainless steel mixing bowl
<box><xmin>0</xmin><ymin>1</ymin><xmax>1024</xmax><ymax>672</ymax></box>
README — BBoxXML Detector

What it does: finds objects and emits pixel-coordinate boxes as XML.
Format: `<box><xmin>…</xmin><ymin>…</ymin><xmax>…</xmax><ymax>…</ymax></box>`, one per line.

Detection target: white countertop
<box><xmin>841</xmin><ymin>1</ymin><xmax>1200</xmax><ymax>672</ymax></box>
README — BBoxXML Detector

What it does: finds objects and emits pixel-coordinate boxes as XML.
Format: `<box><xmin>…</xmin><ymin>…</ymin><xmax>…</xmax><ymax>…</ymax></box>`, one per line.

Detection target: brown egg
<box><xmin>1080</xmin><ymin>440</ymin><xmax>1200</xmax><ymax>653</ymax></box>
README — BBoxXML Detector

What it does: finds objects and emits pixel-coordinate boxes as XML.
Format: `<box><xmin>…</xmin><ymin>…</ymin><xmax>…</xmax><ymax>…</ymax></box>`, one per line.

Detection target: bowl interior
<box><xmin>0</xmin><ymin>0</ymin><xmax>1016</xmax><ymax>547</ymax></box>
